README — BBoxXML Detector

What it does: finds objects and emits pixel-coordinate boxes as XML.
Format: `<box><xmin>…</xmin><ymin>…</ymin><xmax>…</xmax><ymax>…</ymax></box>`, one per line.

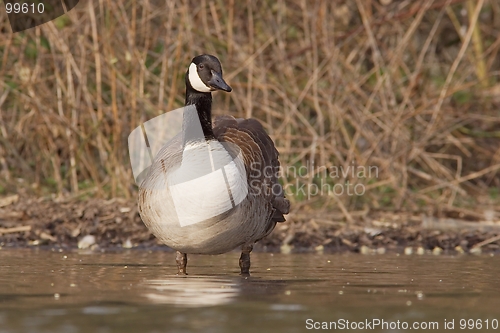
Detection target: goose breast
<box><xmin>138</xmin><ymin>116</ymin><xmax>289</xmax><ymax>254</ymax></box>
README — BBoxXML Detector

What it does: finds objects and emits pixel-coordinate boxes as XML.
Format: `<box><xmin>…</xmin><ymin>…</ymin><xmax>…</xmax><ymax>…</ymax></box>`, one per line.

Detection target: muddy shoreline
<box><xmin>0</xmin><ymin>195</ymin><xmax>499</xmax><ymax>254</ymax></box>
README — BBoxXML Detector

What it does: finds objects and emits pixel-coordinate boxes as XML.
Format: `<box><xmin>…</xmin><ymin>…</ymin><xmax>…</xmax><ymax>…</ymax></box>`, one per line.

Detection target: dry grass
<box><xmin>1</xmin><ymin>0</ymin><xmax>499</xmax><ymax>220</ymax></box>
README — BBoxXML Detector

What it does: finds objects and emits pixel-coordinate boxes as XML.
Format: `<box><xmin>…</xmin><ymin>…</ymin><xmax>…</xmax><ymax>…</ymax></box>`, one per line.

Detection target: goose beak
<box><xmin>208</xmin><ymin>70</ymin><xmax>232</xmax><ymax>92</ymax></box>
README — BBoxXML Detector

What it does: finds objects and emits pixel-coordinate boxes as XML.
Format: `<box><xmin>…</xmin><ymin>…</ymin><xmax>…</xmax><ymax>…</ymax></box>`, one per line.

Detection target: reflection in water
<box><xmin>142</xmin><ymin>276</ymin><xmax>289</xmax><ymax>307</ymax></box>
<box><xmin>142</xmin><ymin>277</ymin><xmax>240</xmax><ymax>307</ymax></box>
<box><xmin>0</xmin><ymin>249</ymin><xmax>499</xmax><ymax>333</ymax></box>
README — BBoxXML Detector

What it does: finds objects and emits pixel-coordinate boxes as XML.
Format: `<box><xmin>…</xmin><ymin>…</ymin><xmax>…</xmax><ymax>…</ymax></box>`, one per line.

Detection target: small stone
<box><xmin>360</xmin><ymin>245</ymin><xmax>371</xmax><ymax>254</ymax></box>
<box><xmin>432</xmin><ymin>247</ymin><xmax>443</xmax><ymax>255</ymax></box>
<box><xmin>470</xmin><ymin>247</ymin><xmax>482</xmax><ymax>255</ymax></box>
<box><xmin>280</xmin><ymin>244</ymin><xmax>293</xmax><ymax>254</ymax></box>
<box><xmin>376</xmin><ymin>247</ymin><xmax>386</xmax><ymax>255</ymax></box>
<box><xmin>54</xmin><ymin>293</ymin><xmax>60</xmax><ymax>299</ymax></box>
<box><xmin>416</xmin><ymin>247</ymin><xmax>425</xmax><ymax>255</ymax></box>
<box><xmin>404</xmin><ymin>247</ymin><xmax>413</xmax><ymax>255</ymax></box>
<box><xmin>455</xmin><ymin>245</ymin><xmax>465</xmax><ymax>254</ymax></box>
<box><xmin>78</xmin><ymin>235</ymin><xmax>96</xmax><ymax>249</ymax></box>
<box><xmin>122</xmin><ymin>239</ymin><xmax>133</xmax><ymax>249</ymax></box>
<box><xmin>314</xmin><ymin>245</ymin><xmax>324</xmax><ymax>253</ymax></box>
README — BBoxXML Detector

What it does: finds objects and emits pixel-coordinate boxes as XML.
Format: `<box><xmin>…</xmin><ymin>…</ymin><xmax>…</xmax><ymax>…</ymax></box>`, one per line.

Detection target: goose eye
<box><xmin>198</xmin><ymin>64</ymin><xmax>204</xmax><ymax>69</ymax></box>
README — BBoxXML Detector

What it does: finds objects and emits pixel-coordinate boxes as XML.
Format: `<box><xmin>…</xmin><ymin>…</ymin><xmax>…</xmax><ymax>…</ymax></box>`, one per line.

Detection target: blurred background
<box><xmin>0</xmin><ymin>0</ymin><xmax>499</xmax><ymax>223</ymax></box>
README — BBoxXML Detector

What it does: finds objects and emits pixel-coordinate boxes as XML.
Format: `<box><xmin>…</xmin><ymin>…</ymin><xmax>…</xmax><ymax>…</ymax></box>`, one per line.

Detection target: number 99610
<box><xmin>5</xmin><ymin>2</ymin><xmax>45</xmax><ymax>14</ymax></box>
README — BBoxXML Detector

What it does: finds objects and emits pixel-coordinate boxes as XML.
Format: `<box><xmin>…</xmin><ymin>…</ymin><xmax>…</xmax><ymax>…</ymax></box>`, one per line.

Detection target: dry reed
<box><xmin>0</xmin><ymin>0</ymin><xmax>499</xmax><ymax>221</ymax></box>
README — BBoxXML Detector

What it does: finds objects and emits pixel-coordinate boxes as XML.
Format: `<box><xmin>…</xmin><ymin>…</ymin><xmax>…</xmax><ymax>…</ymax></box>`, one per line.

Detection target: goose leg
<box><xmin>175</xmin><ymin>251</ymin><xmax>188</xmax><ymax>275</ymax></box>
<box><xmin>239</xmin><ymin>244</ymin><xmax>253</xmax><ymax>276</ymax></box>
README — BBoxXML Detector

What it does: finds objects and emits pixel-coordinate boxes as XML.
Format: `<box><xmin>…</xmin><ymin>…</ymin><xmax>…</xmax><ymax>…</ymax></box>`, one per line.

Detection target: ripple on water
<box><xmin>82</xmin><ymin>306</ymin><xmax>122</xmax><ymax>315</ymax></box>
<box><xmin>0</xmin><ymin>250</ymin><xmax>499</xmax><ymax>333</ymax></box>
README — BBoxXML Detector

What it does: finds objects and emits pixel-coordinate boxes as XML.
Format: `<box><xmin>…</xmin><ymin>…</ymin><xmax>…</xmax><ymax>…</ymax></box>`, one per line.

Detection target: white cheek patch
<box><xmin>188</xmin><ymin>63</ymin><xmax>212</xmax><ymax>92</ymax></box>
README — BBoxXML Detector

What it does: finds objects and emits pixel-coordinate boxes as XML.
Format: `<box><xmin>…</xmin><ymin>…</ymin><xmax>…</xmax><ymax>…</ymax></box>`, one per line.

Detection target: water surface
<box><xmin>0</xmin><ymin>249</ymin><xmax>499</xmax><ymax>332</ymax></box>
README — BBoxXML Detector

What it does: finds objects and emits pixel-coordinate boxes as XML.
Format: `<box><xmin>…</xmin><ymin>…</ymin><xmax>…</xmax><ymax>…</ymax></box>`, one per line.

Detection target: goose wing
<box><xmin>213</xmin><ymin>115</ymin><xmax>290</xmax><ymax>223</ymax></box>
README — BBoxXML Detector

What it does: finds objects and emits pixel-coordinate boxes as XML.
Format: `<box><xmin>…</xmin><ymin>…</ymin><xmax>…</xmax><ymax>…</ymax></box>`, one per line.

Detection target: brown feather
<box><xmin>214</xmin><ymin>115</ymin><xmax>290</xmax><ymax>227</ymax></box>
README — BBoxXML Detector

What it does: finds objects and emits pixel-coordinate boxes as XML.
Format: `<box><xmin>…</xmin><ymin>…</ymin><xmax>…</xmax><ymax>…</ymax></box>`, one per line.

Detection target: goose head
<box><xmin>186</xmin><ymin>54</ymin><xmax>232</xmax><ymax>93</ymax></box>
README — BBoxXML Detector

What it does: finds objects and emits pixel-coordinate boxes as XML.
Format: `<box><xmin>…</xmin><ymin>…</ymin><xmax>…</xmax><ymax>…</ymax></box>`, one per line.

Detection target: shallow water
<box><xmin>0</xmin><ymin>249</ymin><xmax>499</xmax><ymax>333</ymax></box>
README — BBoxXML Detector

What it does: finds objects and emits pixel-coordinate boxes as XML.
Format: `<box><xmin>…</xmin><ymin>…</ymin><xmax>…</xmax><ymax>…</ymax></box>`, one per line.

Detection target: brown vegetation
<box><xmin>1</xmin><ymin>0</ymin><xmax>499</xmax><ymax>236</ymax></box>
<box><xmin>1</xmin><ymin>194</ymin><xmax>500</xmax><ymax>253</ymax></box>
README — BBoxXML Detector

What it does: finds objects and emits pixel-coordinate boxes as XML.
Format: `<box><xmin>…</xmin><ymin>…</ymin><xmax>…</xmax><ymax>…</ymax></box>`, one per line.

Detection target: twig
<box><xmin>472</xmin><ymin>234</ymin><xmax>500</xmax><ymax>249</ymax></box>
<box><xmin>0</xmin><ymin>226</ymin><xmax>31</xmax><ymax>235</ymax></box>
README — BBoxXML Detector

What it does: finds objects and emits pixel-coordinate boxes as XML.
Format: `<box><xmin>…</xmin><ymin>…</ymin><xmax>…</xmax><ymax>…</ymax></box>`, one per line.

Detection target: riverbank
<box><xmin>0</xmin><ymin>195</ymin><xmax>499</xmax><ymax>254</ymax></box>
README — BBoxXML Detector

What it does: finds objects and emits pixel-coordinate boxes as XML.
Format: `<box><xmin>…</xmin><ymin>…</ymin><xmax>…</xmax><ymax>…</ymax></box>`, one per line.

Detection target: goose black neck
<box><xmin>183</xmin><ymin>88</ymin><xmax>215</xmax><ymax>145</ymax></box>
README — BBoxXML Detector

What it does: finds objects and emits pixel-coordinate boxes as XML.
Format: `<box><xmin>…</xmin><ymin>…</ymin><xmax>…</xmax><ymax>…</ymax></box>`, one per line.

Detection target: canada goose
<box><xmin>138</xmin><ymin>54</ymin><xmax>289</xmax><ymax>275</ymax></box>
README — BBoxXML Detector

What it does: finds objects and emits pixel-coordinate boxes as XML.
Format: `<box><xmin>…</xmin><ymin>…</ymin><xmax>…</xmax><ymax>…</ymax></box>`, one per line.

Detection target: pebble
<box><xmin>280</xmin><ymin>244</ymin><xmax>293</xmax><ymax>254</ymax></box>
<box><xmin>78</xmin><ymin>235</ymin><xmax>96</xmax><ymax>249</ymax></box>
<box><xmin>416</xmin><ymin>247</ymin><xmax>425</xmax><ymax>255</ymax></box>
<box><xmin>360</xmin><ymin>245</ymin><xmax>371</xmax><ymax>254</ymax></box>
<box><xmin>122</xmin><ymin>239</ymin><xmax>133</xmax><ymax>249</ymax></box>
<box><xmin>432</xmin><ymin>247</ymin><xmax>443</xmax><ymax>255</ymax></box>
<box><xmin>470</xmin><ymin>247</ymin><xmax>482</xmax><ymax>255</ymax></box>
<box><xmin>404</xmin><ymin>247</ymin><xmax>413</xmax><ymax>255</ymax></box>
<box><xmin>314</xmin><ymin>245</ymin><xmax>324</xmax><ymax>253</ymax></box>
